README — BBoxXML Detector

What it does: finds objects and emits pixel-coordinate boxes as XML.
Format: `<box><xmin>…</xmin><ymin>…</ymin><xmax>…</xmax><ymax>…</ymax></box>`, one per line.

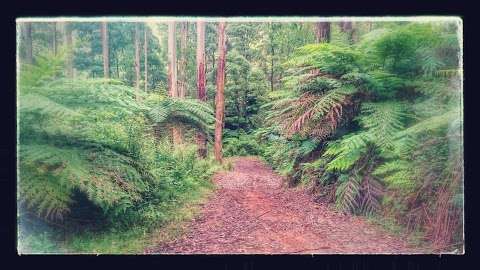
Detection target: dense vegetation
<box><xmin>17</xmin><ymin>19</ymin><xmax>463</xmax><ymax>253</ymax></box>
<box><xmin>258</xmin><ymin>23</ymin><xmax>463</xmax><ymax>250</ymax></box>
<box><xmin>17</xmin><ymin>50</ymin><xmax>220</xmax><ymax>253</ymax></box>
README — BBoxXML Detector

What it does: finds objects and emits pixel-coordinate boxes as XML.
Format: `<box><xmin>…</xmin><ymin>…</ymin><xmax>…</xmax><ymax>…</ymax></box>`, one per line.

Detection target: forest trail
<box><xmin>148</xmin><ymin>157</ymin><xmax>420</xmax><ymax>254</ymax></box>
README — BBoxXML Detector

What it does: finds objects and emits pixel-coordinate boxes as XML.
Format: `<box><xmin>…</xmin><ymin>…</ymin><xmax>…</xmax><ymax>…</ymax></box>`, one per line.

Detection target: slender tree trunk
<box><xmin>269</xmin><ymin>23</ymin><xmax>275</xmax><ymax>91</ymax></box>
<box><xmin>63</xmin><ymin>22</ymin><xmax>73</xmax><ymax>78</ymax></box>
<box><xmin>178</xmin><ymin>22</ymin><xmax>188</xmax><ymax>98</ymax></box>
<box><xmin>340</xmin><ymin>21</ymin><xmax>355</xmax><ymax>43</ymax></box>
<box><xmin>168</xmin><ymin>21</ymin><xmax>182</xmax><ymax>145</ymax></box>
<box><xmin>101</xmin><ymin>21</ymin><xmax>109</xmax><ymax>79</ymax></box>
<box><xmin>315</xmin><ymin>22</ymin><xmax>330</xmax><ymax>43</ymax></box>
<box><xmin>134</xmin><ymin>23</ymin><xmax>141</xmax><ymax>101</ymax></box>
<box><xmin>214</xmin><ymin>21</ymin><xmax>227</xmax><ymax>163</ymax></box>
<box><xmin>114</xmin><ymin>51</ymin><xmax>120</xmax><ymax>78</ymax></box>
<box><xmin>24</xmin><ymin>22</ymin><xmax>33</xmax><ymax>64</ymax></box>
<box><xmin>196</xmin><ymin>21</ymin><xmax>207</xmax><ymax>158</ymax></box>
<box><xmin>144</xmin><ymin>25</ymin><xmax>148</xmax><ymax>92</ymax></box>
<box><xmin>52</xmin><ymin>22</ymin><xmax>57</xmax><ymax>56</ymax></box>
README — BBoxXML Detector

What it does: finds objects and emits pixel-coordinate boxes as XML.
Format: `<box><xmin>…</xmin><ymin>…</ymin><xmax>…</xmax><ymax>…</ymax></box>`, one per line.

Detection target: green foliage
<box><xmin>223</xmin><ymin>132</ymin><xmax>262</xmax><ymax>157</ymax></box>
<box><xmin>286</xmin><ymin>43</ymin><xmax>360</xmax><ymax>76</ymax></box>
<box><xmin>18</xmin><ymin>51</ymin><xmax>219</xmax><ymax>253</ymax></box>
<box><xmin>148</xmin><ymin>97</ymin><xmax>215</xmax><ymax>135</ymax></box>
<box><xmin>357</xmin><ymin>102</ymin><xmax>409</xmax><ymax>148</ymax></box>
<box><xmin>19</xmin><ymin>20</ymin><xmax>463</xmax><ymax>252</ymax></box>
<box><xmin>259</xmin><ymin>21</ymin><xmax>463</xmax><ymax>249</ymax></box>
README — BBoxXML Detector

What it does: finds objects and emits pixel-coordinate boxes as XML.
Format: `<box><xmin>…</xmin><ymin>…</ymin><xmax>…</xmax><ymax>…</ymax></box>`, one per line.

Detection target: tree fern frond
<box><xmin>358</xmin><ymin>102</ymin><xmax>409</xmax><ymax>148</ymax></box>
<box><xmin>148</xmin><ymin>98</ymin><xmax>215</xmax><ymax>134</ymax></box>
<box><xmin>360</xmin><ymin>175</ymin><xmax>383</xmax><ymax>215</ymax></box>
<box><xmin>336</xmin><ymin>174</ymin><xmax>361</xmax><ymax>214</ymax></box>
<box><xmin>396</xmin><ymin>109</ymin><xmax>459</xmax><ymax>138</ymax></box>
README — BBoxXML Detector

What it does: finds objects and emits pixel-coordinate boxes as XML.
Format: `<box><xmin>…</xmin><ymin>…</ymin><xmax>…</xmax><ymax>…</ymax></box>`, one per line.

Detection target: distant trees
<box><xmin>63</xmin><ymin>22</ymin><xmax>74</xmax><ymax>78</ymax></box>
<box><xmin>144</xmin><ymin>26</ymin><xmax>148</xmax><ymax>92</ymax></box>
<box><xmin>196</xmin><ymin>21</ymin><xmax>208</xmax><ymax>158</ymax></box>
<box><xmin>101</xmin><ymin>22</ymin><xmax>109</xmax><ymax>79</ymax></box>
<box><xmin>315</xmin><ymin>22</ymin><xmax>330</xmax><ymax>43</ymax></box>
<box><xmin>178</xmin><ymin>22</ymin><xmax>188</xmax><ymax>99</ymax></box>
<box><xmin>23</xmin><ymin>22</ymin><xmax>33</xmax><ymax>64</ymax></box>
<box><xmin>134</xmin><ymin>23</ymin><xmax>141</xmax><ymax>100</ymax></box>
<box><xmin>52</xmin><ymin>22</ymin><xmax>57</xmax><ymax>55</ymax></box>
<box><xmin>339</xmin><ymin>21</ymin><xmax>355</xmax><ymax>43</ymax></box>
<box><xmin>214</xmin><ymin>22</ymin><xmax>227</xmax><ymax>162</ymax></box>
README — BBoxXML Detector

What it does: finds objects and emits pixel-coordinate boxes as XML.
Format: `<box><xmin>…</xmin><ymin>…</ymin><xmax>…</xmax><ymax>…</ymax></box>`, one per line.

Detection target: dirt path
<box><xmin>148</xmin><ymin>157</ymin><xmax>420</xmax><ymax>254</ymax></box>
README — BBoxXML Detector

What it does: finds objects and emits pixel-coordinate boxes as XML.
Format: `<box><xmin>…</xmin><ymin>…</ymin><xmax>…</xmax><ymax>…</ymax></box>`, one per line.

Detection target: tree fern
<box><xmin>18</xmin><ymin>51</ymin><xmax>217</xmax><ymax>224</ymax></box>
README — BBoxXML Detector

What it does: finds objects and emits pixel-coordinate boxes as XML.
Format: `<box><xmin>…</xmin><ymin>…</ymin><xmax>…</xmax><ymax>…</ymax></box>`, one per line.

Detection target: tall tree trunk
<box><xmin>63</xmin><ymin>22</ymin><xmax>73</xmax><ymax>78</ymax></box>
<box><xmin>24</xmin><ymin>22</ymin><xmax>33</xmax><ymax>65</ymax></box>
<box><xmin>340</xmin><ymin>21</ymin><xmax>355</xmax><ymax>43</ymax></box>
<box><xmin>52</xmin><ymin>22</ymin><xmax>57</xmax><ymax>56</ymax></box>
<box><xmin>196</xmin><ymin>21</ymin><xmax>207</xmax><ymax>158</ymax></box>
<box><xmin>214</xmin><ymin>21</ymin><xmax>227</xmax><ymax>163</ymax></box>
<box><xmin>315</xmin><ymin>22</ymin><xmax>330</xmax><ymax>43</ymax></box>
<box><xmin>134</xmin><ymin>23</ymin><xmax>141</xmax><ymax>101</ymax></box>
<box><xmin>178</xmin><ymin>22</ymin><xmax>188</xmax><ymax>98</ymax></box>
<box><xmin>144</xmin><ymin>25</ymin><xmax>148</xmax><ymax>92</ymax></box>
<box><xmin>269</xmin><ymin>23</ymin><xmax>275</xmax><ymax>92</ymax></box>
<box><xmin>114</xmin><ymin>51</ymin><xmax>120</xmax><ymax>78</ymax></box>
<box><xmin>168</xmin><ymin>21</ymin><xmax>182</xmax><ymax>145</ymax></box>
<box><xmin>367</xmin><ymin>22</ymin><xmax>373</xmax><ymax>32</ymax></box>
<box><xmin>101</xmin><ymin>21</ymin><xmax>109</xmax><ymax>79</ymax></box>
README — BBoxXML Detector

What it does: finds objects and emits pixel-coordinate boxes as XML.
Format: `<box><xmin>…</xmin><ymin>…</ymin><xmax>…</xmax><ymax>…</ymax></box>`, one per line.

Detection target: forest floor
<box><xmin>147</xmin><ymin>157</ymin><xmax>422</xmax><ymax>254</ymax></box>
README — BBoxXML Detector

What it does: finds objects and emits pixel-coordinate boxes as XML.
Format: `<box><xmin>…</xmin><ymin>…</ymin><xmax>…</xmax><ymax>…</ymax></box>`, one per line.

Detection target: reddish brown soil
<box><xmin>148</xmin><ymin>157</ymin><xmax>420</xmax><ymax>254</ymax></box>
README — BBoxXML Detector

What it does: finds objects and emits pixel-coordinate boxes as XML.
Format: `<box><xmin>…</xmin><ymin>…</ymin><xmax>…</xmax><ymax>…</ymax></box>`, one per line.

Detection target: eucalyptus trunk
<box><xmin>315</xmin><ymin>22</ymin><xmax>330</xmax><ymax>43</ymax></box>
<box><xmin>144</xmin><ymin>25</ymin><xmax>148</xmax><ymax>92</ymax></box>
<box><xmin>178</xmin><ymin>22</ymin><xmax>188</xmax><ymax>98</ymax></box>
<box><xmin>214</xmin><ymin>21</ymin><xmax>227</xmax><ymax>163</ymax></box>
<box><xmin>196</xmin><ymin>21</ymin><xmax>207</xmax><ymax>158</ymax></box>
<box><xmin>101</xmin><ymin>22</ymin><xmax>109</xmax><ymax>79</ymax></box>
<box><xmin>134</xmin><ymin>23</ymin><xmax>141</xmax><ymax>101</ymax></box>
<box><xmin>23</xmin><ymin>22</ymin><xmax>33</xmax><ymax>65</ymax></box>
<box><xmin>63</xmin><ymin>22</ymin><xmax>74</xmax><ymax>78</ymax></box>
<box><xmin>168</xmin><ymin>21</ymin><xmax>182</xmax><ymax>145</ymax></box>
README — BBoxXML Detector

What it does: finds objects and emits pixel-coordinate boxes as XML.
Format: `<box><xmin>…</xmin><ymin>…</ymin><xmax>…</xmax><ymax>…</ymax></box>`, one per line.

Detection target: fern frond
<box><xmin>358</xmin><ymin>102</ymin><xmax>409</xmax><ymax>148</ymax></box>
<box><xmin>148</xmin><ymin>98</ymin><xmax>215</xmax><ymax>134</ymax></box>
<box><xmin>359</xmin><ymin>175</ymin><xmax>383</xmax><ymax>215</ymax></box>
<box><xmin>336</xmin><ymin>174</ymin><xmax>361</xmax><ymax>214</ymax></box>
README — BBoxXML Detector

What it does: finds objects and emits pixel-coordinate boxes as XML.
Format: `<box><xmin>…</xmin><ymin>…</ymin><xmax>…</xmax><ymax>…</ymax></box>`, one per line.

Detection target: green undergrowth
<box><xmin>18</xmin><ymin>159</ymin><xmax>230</xmax><ymax>254</ymax></box>
<box><xmin>65</xmin><ymin>183</ymin><xmax>214</xmax><ymax>254</ymax></box>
